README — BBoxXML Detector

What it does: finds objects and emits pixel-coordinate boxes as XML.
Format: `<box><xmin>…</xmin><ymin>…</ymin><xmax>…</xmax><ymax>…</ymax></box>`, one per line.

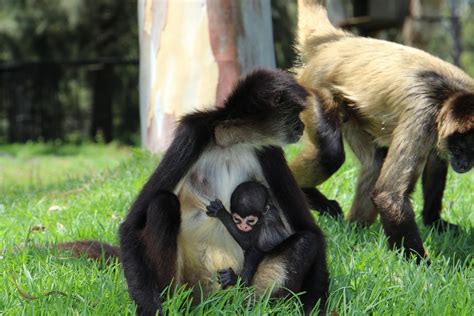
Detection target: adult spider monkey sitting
<box><xmin>118</xmin><ymin>69</ymin><xmax>331</xmax><ymax>316</ymax></box>
<box><xmin>205</xmin><ymin>181</ymin><xmax>293</xmax><ymax>289</ymax></box>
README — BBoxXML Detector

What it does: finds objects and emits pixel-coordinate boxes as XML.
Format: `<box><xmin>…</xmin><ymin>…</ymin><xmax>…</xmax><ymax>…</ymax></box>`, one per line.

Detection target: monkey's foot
<box><xmin>426</xmin><ymin>219</ymin><xmax>460</xmax><ymax>233</ymax></box>
<box><xmin>320</xmin><ymin>199</ymin><xmax>343</xmax><ymax>218</ymax></box>
<box><xmin>388</xmin><ymin>237</ymin><xmax>429</xmax><ymax>265</ymax></box>
<box><xmin>217</xmin><ymin>268</ymin><xmax>238</xmax><ymax>289</ymax></box>
<box><xmin>301</xmin><ymin>188</ymin><xmax>343</xmax><ymax>219</ymax></box>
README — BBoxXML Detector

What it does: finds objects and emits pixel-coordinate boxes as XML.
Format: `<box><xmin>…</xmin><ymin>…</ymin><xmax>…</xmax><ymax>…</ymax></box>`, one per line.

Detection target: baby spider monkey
<box><xmin>206</xmin><ymin>181</ymin><xmax>292</xmax><ymax>288</ymax></box>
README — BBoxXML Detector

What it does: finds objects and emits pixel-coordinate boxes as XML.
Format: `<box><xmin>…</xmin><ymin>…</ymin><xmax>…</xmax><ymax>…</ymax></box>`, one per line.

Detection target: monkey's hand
<box><xmin>217</xmin><ymin>268</ymin><xmax>238</xmax><ymax>289</ymax></box>
<box><xmin>206</xmin><ymin>199</ymin><xmax>226</xmax><ymax>217</ymax></box>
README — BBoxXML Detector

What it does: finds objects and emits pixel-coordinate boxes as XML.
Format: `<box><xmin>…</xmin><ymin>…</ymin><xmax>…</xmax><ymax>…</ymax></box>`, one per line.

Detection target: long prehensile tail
<box><xmin>296</xmin><ymin>0</ymin><xmax>348</xmax><ymax>62</ymax></box>
<box><xmin>58</xmin><ymin>240</ymin><xmax>121</xmax><ymax>264</ymax></box>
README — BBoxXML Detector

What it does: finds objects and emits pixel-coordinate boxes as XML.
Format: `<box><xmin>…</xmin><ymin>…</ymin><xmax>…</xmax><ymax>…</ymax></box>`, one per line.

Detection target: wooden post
<box><xmin>138</xmin><ymin>0</ymin><xmax>275</xmax><ymax>153</ymax></box>
<box><xmin>449</xmin><ymin>0</ymin><xmax>462</xmax><ymax>67</ymax></box>
<box><xmin>403</xmin><ymin>0</ymin><xmax>444</xmax><ymax>50</ymax></box>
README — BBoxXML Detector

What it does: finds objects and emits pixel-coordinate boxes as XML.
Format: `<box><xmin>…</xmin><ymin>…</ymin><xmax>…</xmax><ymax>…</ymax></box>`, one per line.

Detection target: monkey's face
<box><xmin>223</xmin><ymin>69</ymin><xmax>308</xmax><ymax>146</ymax></box>
<box><xmin>446</xmin><ymin>130</ymin><xmax>474</xmax><ymax>173</ymax></box>
<box><xmin>278</xmin><ymin>105</ymin><xmax>306</xmax><ymax>144</ymax></box>
<box><xmin>232</xmin><ymin>213</ymin><xmax>259</xmax><ymax>232</ymax></box>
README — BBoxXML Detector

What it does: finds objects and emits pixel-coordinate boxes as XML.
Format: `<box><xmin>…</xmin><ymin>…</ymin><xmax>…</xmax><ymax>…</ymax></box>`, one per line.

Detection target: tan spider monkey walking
<box><xmin>292</xmin><ymin>0</ymin><xmax>474</xmax><ymax>262</ymax></box>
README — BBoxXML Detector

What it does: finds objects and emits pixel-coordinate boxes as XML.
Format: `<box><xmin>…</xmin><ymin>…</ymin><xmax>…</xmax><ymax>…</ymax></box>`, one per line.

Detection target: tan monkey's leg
<box><xmin>290</xmin><ymin>140</ymin><xmax>328</xmax><ymax>188</ymax></box>
<box><xmin>343</xmin><ymin>122</ymin><xmax>383</xmax><ymax>225</ymax></box>
<box><xmin>291</xmin><ymin>141</ymin><xmax>343</xmax><ymax>217</ymax></box>
<box><xmin>371</xmin><ymin>112</ymin><xmax>435</xmax><ymax>262</ymax></box>
<box><xmin>346</xmin><ymin>149</ymin><xmax>386</xmax><ymax>225</ymax></box>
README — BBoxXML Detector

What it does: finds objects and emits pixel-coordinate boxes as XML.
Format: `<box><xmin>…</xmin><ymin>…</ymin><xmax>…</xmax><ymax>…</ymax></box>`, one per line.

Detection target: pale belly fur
<box><xmin>174</xmin><ymin>144</ymin><xmax>288</xmax><ymax>294</ymax></box>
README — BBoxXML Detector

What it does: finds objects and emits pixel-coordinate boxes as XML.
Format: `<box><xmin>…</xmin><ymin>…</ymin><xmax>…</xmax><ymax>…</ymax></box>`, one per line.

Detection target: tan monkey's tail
<box><xmin>296</xmin><ymin>0</ymin><xmax>348</xmax><ymax>62</ymax></box>
<box><xmin>58</xmin><ymin>240</ymin><xmax>120</xmax><ymax>264</ymax></box>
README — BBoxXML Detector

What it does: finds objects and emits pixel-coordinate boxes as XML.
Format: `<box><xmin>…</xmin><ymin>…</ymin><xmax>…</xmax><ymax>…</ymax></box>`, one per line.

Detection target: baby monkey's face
<box><xmin>232</xmin><ymin>213</ymin><xmax>259</xmax><ymax>232</ymax></box>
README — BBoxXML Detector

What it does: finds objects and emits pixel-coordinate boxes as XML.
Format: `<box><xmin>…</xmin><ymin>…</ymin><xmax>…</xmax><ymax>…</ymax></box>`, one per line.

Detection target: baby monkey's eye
<box><xmin>232</xmin><ymin>214</ymin><xmax>241</xmax><ymax>224</ymax></box>
<box><xmin>246</xmin><ymin>216</ymin><xmax>258</xmax><ymax>226</ymax></box>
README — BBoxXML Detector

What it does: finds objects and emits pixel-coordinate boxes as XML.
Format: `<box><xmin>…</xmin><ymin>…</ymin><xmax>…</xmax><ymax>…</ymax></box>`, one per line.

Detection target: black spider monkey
<box><xmin>205</xmin><ymin>181</ymin><xmax>292</xmax><ymax>289</ymax></box>
<box><xmin>117</xmin><ymin>69</ymin><xmax>336</xmax><ymax>316</ymax></box>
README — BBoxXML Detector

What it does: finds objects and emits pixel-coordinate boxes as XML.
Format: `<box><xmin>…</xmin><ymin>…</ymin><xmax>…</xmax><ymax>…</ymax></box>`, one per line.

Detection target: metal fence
<box><xmin>0</xmin><ymin>59</ymin><xmax>139</xmax><ymax>143</ymax></box>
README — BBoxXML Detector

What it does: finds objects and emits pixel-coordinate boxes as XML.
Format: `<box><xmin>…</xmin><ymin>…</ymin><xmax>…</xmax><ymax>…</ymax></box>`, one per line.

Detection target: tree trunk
<box><xmin>138</xmin><ymin>0</ymin><xmax>275</xmax><ymax>153</ymax></box>
<box><xmin>90</xmin><ymin>64</ymin><xmax>114</xmax><ymax>143</ymax></box>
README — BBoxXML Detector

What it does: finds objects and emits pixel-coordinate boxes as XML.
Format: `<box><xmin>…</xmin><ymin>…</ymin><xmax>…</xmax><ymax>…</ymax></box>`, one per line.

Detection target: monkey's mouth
<box><xmin>450</xmin><ymin>160</ymin><xmax>472</xmax><ymax>173</ymax></box>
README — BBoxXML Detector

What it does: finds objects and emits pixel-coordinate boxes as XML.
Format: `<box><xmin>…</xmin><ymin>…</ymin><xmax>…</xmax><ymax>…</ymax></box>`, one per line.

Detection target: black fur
<box><xmin>118</xmin><ymin>69</ymin><xmax>329</xmax><ymax>316</ymax></box>
<box><xmin>446</xmin><ymin>130</ymin><xmax>474</xmax><ymax>173</ymax></box>
<box><xmin>415</xmin><ymin>72</ymin><xmax>473</xmax><ymax>230</ymax></box>
<box><xmin>302</xmin><ymin>188</ymin><xmax>343</xmax><ymax>218</ymax></box>
<box><xmin>257</xmin><ymin>146</ymin><xmax>329</xmax><ymax>315</ymax></box>
<box><xmin>416</xmin><ymin>71</ymin><xmax>460</xmax><ymax>105</ymax></box>
<box><xmin>422</xmin><ymin>151</ymin><xmax>453</xmax><ymax>231</ymax></box>
<box><xmin>303</xmin><ymin>94</ymin><xmax>345</xmax><ymax>218</ymax></box>
<box><xmin>315</xmin><ymin>99</ymin><xmax>346</xmax><ymax>177</ymax></box>
<box><xmin>450</xmin><ymin>93</ymin><xmax>474</xmax><ymax>120</ymax></box>
<box><xmin>206</xmin><ymin>181</ymin><xmax>293</xmax><ymax>287</ymax></box>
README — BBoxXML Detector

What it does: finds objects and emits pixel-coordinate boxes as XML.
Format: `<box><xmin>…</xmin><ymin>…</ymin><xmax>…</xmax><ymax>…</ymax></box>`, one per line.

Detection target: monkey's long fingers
<box><xmin>205</xmin><ymin>208</ymin><xmax>217</xmax><ymax>216</ymax></box>
<box><xmin>210</xmin><ymin>200</ymin><xmax>223</xmax><ymax>208</ymax></box>
<box><xmin>210</xmin><ymin>200</ymin><xmax>226</xmax><ymax>212</ymax></box>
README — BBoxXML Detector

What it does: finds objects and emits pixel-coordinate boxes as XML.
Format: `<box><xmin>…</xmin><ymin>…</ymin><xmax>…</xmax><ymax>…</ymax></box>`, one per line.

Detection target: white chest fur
<box><xmin>176</xmin><ymin>144</ymin><xmax>266</xmax><ymax>286</ymax></box>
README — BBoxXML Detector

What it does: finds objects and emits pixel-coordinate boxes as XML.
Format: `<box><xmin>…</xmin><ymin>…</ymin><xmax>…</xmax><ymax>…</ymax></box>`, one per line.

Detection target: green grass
<box><xmin>0</xmin><ymin>143</ymin><xmax>472</xmax><ymax>315</ymax></box>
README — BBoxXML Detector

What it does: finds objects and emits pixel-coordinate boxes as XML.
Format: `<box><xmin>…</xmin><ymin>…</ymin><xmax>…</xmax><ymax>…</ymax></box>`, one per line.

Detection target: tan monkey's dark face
<box><xmin>447</xmin><ymin>130</ymin><xmax>474</xmax><ymax>173</ymax></box>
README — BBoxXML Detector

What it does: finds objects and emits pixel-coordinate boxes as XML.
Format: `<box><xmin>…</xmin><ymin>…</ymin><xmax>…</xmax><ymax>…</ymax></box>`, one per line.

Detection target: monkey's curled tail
<box><xmin>296</xmin><ymin>0</ymin><xmax>349</xmax><ymax>62</ymax></box>
<box><xmin>58</xmin><ymin>240</ymin><xmax>120</xmax><ymax>264</ymax></box>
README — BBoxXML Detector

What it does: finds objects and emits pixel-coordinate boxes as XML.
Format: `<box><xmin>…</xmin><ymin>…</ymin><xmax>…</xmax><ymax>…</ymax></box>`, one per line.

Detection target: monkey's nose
<box><xmin>239</xmin><ymin>224</ymin><xmax>251</xmax><ymax>232</ymax></box>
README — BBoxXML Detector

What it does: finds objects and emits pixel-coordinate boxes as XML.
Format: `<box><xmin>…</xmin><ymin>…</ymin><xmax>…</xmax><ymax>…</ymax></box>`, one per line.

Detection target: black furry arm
<box><xmin>258</xmin><ymin>146</ymin><xmax>317</xmax><ymax>231</ymax></box>
<box><xmin>127</xmin><ymin>115</ymin><xmax>212</xmax><ymax>219</ymax></box>
<box><xmin>206</xmin><ymin>199</ymin><xmax>253</xmax><ymax>249</ymax></box>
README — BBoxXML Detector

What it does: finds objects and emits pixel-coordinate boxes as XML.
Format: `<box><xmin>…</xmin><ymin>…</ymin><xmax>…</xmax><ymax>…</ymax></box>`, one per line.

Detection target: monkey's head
<box><xmin>438</xmin><ymin>93</ymin><xmax>474</xmax><ymax>173</ymax></box>
<box><xmin>230</xmin><ymin>181</ymin><xmax>271</xmax><ymax>232</ymax></box>
<box><xmin>216</xmin><ymin>69</ymin><xmax>308</xmax><ymax>147</ymax></box>
<box><xmin>446</xmin><ymin>130</ymin><xmax>474</xmax><ymax>173</ymax></box>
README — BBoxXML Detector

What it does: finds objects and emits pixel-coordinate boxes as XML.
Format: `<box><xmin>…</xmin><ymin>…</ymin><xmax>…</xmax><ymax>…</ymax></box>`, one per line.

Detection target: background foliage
<box><xmin>2</xmin><ymin>0</ymin><xmax>474</xmax><ymax>145</ymax></box>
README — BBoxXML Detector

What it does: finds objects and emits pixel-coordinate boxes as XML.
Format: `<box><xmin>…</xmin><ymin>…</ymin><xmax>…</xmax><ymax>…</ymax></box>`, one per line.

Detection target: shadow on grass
<box><xmin>424</xmin><ymin>226</ymin><xmax>474</xmax><ymax>266</ymax></box>
<box><xmin>323</xmin><ymin>214</ymin><xmax>473</xmax><ymax>268</ymax></box>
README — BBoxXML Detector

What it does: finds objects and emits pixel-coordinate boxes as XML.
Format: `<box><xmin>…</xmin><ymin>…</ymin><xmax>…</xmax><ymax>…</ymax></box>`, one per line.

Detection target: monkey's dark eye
<box><xmin>264</xmin><ymin>204</ymin><xmax>271</xmax><ymax>212</ymax></box>
<box><xmin>451</xmin><ymin>146</ymin><xmax>461</xmax><ymax>155</ymax></box>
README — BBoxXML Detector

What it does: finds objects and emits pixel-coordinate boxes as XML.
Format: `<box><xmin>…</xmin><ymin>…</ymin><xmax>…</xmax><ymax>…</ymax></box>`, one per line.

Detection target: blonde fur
<box><xmin>296</xmin><ymin>1</ymin><xmax>474</xmax><ymax>150</ymax></box>
<box><xmin>296</xmin><ymin>0</ymin><xmax>349</xmax><ymax>63</ymax></box>
<box><xmin>175</xmin><ymin>143</ymin><xmax>289</xmax><ymax>295</ymax></box>
<box><xmin>293</xmin><ymin>0</ymin><xmax>474</xmax><ymax>259</ymax></box>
